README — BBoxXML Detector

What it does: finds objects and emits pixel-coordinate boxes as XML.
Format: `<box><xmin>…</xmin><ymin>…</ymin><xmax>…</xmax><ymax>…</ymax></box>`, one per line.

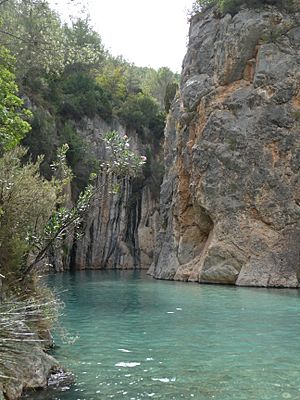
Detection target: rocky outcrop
<box><xmin>73</xmin><ymin>178</ymin><xmax>160</xmax><ymax>270</ymax></box>
<box><xmin>1</xmin><ymin>349</ymin><xmax>57</xmax><ymax>400</ymax></box>
<box><xmin>150</xmin><ymin>6</ymin><xmax>300</xmax><ymax>287</ymax></box>
<box><xmin>51</xmin><ymin>116</ymin><xmax>161</xmax><ymax>271</ymax></box>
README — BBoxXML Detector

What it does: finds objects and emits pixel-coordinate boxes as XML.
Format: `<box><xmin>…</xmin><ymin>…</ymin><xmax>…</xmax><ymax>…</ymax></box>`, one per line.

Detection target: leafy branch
<box><xmin>20</xmin><ymin>131</ymin><xmax>146</xmax><ymax>279</ymax></box>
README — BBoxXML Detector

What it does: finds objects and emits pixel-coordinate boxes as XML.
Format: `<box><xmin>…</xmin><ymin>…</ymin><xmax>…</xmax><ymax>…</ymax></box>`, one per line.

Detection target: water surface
<box><xmin>27</xmin><ymin>270</ymin><xmax>300</xmax><ymax>399</ymax></box>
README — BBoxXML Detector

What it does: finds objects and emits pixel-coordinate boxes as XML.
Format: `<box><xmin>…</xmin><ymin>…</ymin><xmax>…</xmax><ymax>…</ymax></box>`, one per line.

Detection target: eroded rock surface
<box><xmin>150</xmin><ymin>6</ymin><xmax>300</xmax><ymax>287</ymax></box>
<box><xmin>52</xmin><ymin>117</ymin><xmax>161</xmax><ymax>271</ymax></box>
<box><xmin>2</xmin><ymin>349</ymin><xmax>57</xmax><ymax>400</ymax></box>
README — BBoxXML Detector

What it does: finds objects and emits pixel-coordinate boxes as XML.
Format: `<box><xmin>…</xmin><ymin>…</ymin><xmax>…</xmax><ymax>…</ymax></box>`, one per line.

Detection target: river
<box><xmin>26</xmin><ymin>270</ymin><xmax>300</xmax><ymax>400</ymax></box>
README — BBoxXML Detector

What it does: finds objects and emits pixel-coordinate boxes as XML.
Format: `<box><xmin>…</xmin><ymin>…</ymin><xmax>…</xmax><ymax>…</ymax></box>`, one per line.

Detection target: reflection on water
<box><xmin>25</xmin><ymin>270</ymin><xmax>300</xmax><ymax>400</ymax></box>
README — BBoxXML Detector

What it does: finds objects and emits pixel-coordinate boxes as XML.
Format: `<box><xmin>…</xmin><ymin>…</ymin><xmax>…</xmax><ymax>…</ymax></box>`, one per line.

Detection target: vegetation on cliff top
<box><xmin>193</xmin><ymin>0</ymin><xmax>298</xmax><ymax>14</ymax></box>
<box><xmin>0</xmin><ymin>0</ymin><xmax>178</xmax><ymax>191</ymax></box>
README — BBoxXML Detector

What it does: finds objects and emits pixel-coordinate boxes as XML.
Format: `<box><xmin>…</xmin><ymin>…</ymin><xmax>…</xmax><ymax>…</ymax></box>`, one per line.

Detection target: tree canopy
<box><xmin>0</xmin><ymin>45</ymin><xmax>31</xmax><ymax>151</ymax></box>
<box><xmin>0</xmin><ymin>0</ymin><xmax>178</xmax><ymax>191</ymax></box>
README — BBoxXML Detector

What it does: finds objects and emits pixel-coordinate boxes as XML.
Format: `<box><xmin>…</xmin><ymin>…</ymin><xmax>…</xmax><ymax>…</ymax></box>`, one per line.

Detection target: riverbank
<box><xmin>0</xmin><ymin>281</ymin><xmax>61</xmax><ymax>400</ymax></box>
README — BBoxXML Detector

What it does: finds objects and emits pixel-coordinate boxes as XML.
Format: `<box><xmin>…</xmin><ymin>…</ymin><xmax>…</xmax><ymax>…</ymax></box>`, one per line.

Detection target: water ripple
<box><xmin>24</xmin><ymin>271</ymin><xmax>300</xmax><ymax>400</ymax></box>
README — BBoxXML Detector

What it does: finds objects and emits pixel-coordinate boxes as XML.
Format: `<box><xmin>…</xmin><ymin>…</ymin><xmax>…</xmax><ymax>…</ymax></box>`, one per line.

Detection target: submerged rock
<box><xmin>47</xmin><ymin>367</ymin><xmax>75</xmax><ymax>388</ymax></box>
<box><xmin>21</xmin><ymin>367</ymin><xmax>74</xmax><ymax>400</ymax></box>
<box><xmin>150</xmin><ymin>6</ymin><xmax>300</xmax><ymax>287</ymax></box>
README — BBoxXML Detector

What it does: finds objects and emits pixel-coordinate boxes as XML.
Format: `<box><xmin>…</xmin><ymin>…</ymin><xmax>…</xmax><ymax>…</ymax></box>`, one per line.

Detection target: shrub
<box><xmin>194</xmin><ymin>0</ymin><xmax>298</xmax><ymax>14</ymax></box>
<box><xmin>164</xmin><ymin>82</ymin><xmax>178</xmax><ymax>113</ymax></box>
<box><xmin>149</xmin><ymin>112</ymin><xmax>166</xmax><ymax>141</ymax></box>
<box><xmin>0</xmin><ymin>45</ymin><xmax>31</xmax><ymax>152</ymax></box>
<box><xmin>58</xmin><ymin>72</ymin><xmax>112</xmax><ymax>122</ymax></box>
<box><xmin>118</xmin><ymin>93</ymin><xmax>160</xmax><ymax>133</ymax></box>
<box><xmin>0</xmin><ymin>147</ymin><xmax>58</xmax><ymax>283</ymax></box>
<box><xmin>60</xmin><ymin>122</ymin><xmax>98</xmax><ymax>195</ymax></box>
<box><xmin>22</xmin><ymin>108</ymin><xmax>57</xmax><ymax>179</ymax></box>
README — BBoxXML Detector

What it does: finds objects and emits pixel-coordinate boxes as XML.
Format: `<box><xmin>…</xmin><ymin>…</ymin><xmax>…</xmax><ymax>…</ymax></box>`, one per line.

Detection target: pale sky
<box><xmin>49</xmin><ymin>0</ymin><xmax>195</xmax><ymax>73</ymax></box>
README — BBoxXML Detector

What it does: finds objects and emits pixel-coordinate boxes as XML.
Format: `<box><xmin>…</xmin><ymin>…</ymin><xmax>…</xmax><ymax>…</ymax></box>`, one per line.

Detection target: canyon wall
<box><xmin>149</xmin><ymin>5</ymin><xmax>300</xmax><ymax>287</ymax></box>
<box><xmin>52</xmin><ymin>117</ymin><xmax>161</xmax><ymax>271</ymax></box>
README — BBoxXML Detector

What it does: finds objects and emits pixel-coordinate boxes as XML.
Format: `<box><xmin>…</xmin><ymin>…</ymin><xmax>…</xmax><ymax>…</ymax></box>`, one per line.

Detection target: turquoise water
<box><xmin>28</xmin><ymin>271</ymin><xmax>300</xmax><ymax>400</ymax></box>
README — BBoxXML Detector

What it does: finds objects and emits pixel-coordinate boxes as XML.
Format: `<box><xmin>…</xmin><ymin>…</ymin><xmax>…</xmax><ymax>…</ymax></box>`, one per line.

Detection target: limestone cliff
<box><xmin>149</xmin><ymin>5</ymin><xmax>300</xmax><ymax>287</ymax></box>
<box><xmin>52</xmin><ymin>117</ymin><xmax>161</xmax><ymax>271</ymax></box>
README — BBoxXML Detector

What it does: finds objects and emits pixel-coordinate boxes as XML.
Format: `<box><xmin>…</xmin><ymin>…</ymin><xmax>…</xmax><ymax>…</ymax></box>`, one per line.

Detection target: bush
<box><xmin>118</xmin><ymin>93</ymin><xmax>160</xmax><ymax>133</ymax></box>
<box><xmin>22</xmin><ymin>108</ymin><xmax>57</xmax><ymax>179</ymax></box>
<box><xmin>0</xmin><ymin>147</ymin><xmax>58</xmax><ymax>281</ymax></box>
<box><xmin>0</xmin><ymin>45</ymin><xmax>31</xmax><ymax>152</ymax></box>
<box><xmin>149</xmin><ymin>112</ymin><xmax>166</xmax><ymax>140</ymax></box>
<box><xmin>58</xmin><ymin>72</ymin><xmax>112</xmax><ymax>122</ymax></box>
<box><xmin>194</xmin><ymin>0</ymin><xmax>298</xmax><ymax>14</ymax></box>
<box><xmin>164</xmin><ymin>82</ymin><xmax>178</xmax><ymax>113</ymax></box>
<box><xmin>60</xmin><ymin>122</ymin><xmax>98</xmax><ymax>195</ymax></box>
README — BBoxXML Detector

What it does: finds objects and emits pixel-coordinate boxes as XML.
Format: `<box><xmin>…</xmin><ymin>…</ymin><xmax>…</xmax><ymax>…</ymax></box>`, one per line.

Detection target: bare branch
<box><xmin>21</xmin><ymin>213</ymin><xmax>81</xmax><ymax>278</ymax></box>
<box><xmin>0</xmin><ymin>29</ymin><xmax>58</xmax><ymax>48</ymax></box>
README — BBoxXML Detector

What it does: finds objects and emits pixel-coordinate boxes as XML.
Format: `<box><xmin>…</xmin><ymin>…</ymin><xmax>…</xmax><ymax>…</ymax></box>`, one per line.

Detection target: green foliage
<box><xmin>0</xmin><ymin>0</ymin><xmax>66</xmax><ymax>81</ymax></box>
<box><xmin>149</xmin><ymin>112</ymin><xmax>166</xmax><ymax>140</ymax></box>
<box><xmin>191</xmin><ymin>0</ymin><xmax>216</xmax><ymax>13</ymax></box>
<box><xmin>102</xmin><ymin>130</ymin><xmax>147</xmax><ymax>177</ymax></box>
<box><xmin>0</xmin><ymin>0</ymin><xmax>168</xmax><ymax>187</ymax></box>
<box><xmin>0</xmin><ymin>45</ymin><xmax>31</xmax><ymax>151</ymax></box>
<box><xmin>95</xmin><ymin>64</ymin><xmax>127</xmax><ymax>109</ymax></box>
<box><xmin>22</xmin><ymin>108</ymin><xmax>57</xmax><ymax>178</ymax></box>
<box><xmin>141</xmin><ymin>67</ymin><xmax>180</xmax><ymax>109</ymax></box>
<box><xmin>0</xmin><ymin>0</ymin><xmax>165</xmax><ymax>250</ymax></box>
<box><xmin>58</xmin><ymin>71</ymin><xmax>112</xmax><ymax>121</ymax></box>
<box><xmin>0</xmin><ymin>147</ymin><xmax>58</xmax><ymax>278</ymax></box>
<box><xmin>193</xmin><ymin>0</ymin><xmax>299</xmax><ymax>14</ymax></box>
<box><xmin>164</xmin><ymin>82</ymin><xmax>178</xmax><ymax>113</ymax></box>
<box><xmin>220</xmin><ymin>0</ymin><xmax>245</xmax><ymax>13</ymax></box>
<box><xmin>60</xmin><ymin>121</ymin><xmax>98</xmax><ymax>195</ymax></box>
<box><xmin>63</xmin><ymin>17</ymin><xmax>105</xmax><ymax>72</ymax></box>
<box><xmin>0</xmin><ymin>1</ymin><xmax>106</xmax><ymax>83</ymax></box>
<box><xmin>118</xmin><ymin>93</ymin><xmax>160</xmax><ymax>134</ymax></box>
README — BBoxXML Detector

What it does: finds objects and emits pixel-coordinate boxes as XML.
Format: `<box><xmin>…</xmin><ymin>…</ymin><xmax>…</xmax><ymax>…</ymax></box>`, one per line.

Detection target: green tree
<box><xmin>142</xmin><ymin>67</ymin><xmax>179</xmax><ymax>109</ymax></box>
<box><xmin>0</xmin><ymin>1</ymin><xmax>106</xmax><ymax>87</ymax></box>
<box><xmin>164</xmin><ymin>82</ymin><xmax>178</xmax><ymax>113</ymax></box>
<box><xmin>0</xmin><ymin>147</ymin><xmax>59</xmax><ymax>280</ymax></box>
<box><xmin>63</xmin><ymin>17</ymin><xmax>105</xmax><ymax>73</ymax></box>
<box><xmin>58</xmin><ymin>71</ymin><xmax>112</xmax><ymax>121</ymax></box>
<box><xmin>118</xmin><ymin>93</ymin><xmax>160</xmax><ymax>133</ymax></box>
<box><xmin>0</xmin><ymin>45</ymin><xmax>31</xmax><ymax>151</ymax></box>
<box><xmin>96</xmin><ymin>63</ymin><xmax>127</xmax><ymax>109</ymax></box>
<box><xmin>0</xmin><ymin>0</ymin><xmax>66</xmax><ymax>83</ymax></box>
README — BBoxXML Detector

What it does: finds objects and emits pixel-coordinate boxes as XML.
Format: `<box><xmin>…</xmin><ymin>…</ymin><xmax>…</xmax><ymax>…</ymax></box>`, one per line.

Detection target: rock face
<box><xmin>1</xmin><ymin>349</ymin><xmax>57</xmax><ymax>400</ymax></box>
<box><xmin>73</xmin><ymin>175</ymin><xmax>160</xmax><ymax>270</ymax></box>
<box><xmin>52</xmin><ymin>116</ymin><xmax>161</xmax><ymax>271</ymax></box>
<box><xmin>149</xmin><ymin>6</ymin><xmax>300</xmax><ymax>287</ymax></box>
